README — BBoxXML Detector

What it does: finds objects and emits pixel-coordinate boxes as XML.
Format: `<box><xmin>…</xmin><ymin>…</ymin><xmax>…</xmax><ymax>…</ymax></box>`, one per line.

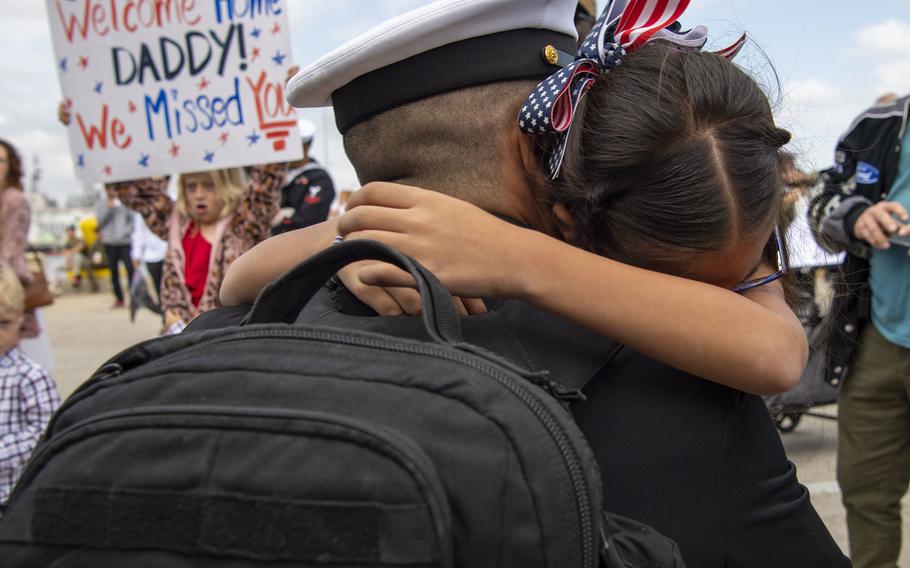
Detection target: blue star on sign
<box><xmin>94</xmin><ymin>81</ymin><xmax>103</xmax><ymax>94</ymax></box>
<box><xmin>138</xmin><ymin>153</ymin><xmax>150</xmax><ymax>167</ymax></box>
<box><xmin>247</xmin><ymin>131</ymin><xmax>261</xmax><ymax>146</ymax></box>
<box><xmin>76</xmin><ymin>154</ymin><xmax>85</xmax><ymax>168</ymax></box>
<box><xmin>251</xmin><ymin>27</ymin><xmax>262</xmax><ymax>38</ymax></box>
<box><xmin>59</xmin><ymin>58</ymin><xmax>68</xmax><ymax>72</ymax></box>
<box><xmin>272</xmin><ymin>51</ymin><xmax>287</xmax><ymax>66</ymax></box>
<box><xmin>203</xmin><ymin>150</ymin><xmax>215</xmax><ymax>163</ymax></box>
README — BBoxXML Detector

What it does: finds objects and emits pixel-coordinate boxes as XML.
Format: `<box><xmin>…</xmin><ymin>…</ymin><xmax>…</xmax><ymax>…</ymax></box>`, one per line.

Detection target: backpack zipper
<box><xmin>53</xmin><ymin>327</ymin><xmax>597</xmax><ymax>568</ymax></box>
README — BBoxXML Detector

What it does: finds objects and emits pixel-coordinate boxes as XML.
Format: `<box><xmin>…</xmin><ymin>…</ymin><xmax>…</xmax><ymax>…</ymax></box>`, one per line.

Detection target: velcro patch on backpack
<box><xmin>31</xmin><ymin>486</ymin><xmax>438</xmax><ymax>564</ymax></box>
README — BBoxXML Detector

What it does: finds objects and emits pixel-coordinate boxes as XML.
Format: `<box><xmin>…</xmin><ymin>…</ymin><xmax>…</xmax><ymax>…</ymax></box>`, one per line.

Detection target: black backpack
<box><xmin>0</xmin><ymin>240</ymin><xmax>683</xmax><ymax>567</ymax></box>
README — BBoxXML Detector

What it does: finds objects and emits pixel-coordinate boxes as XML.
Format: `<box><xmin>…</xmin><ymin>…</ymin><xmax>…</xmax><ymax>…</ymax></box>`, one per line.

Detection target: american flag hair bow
<box><xmin>522</xmin><ymin>0</ymin><xmax>715</xmax><ymax>178</ymax></box>
<box><xmin>713</xmin><ymin>32</ymin><xmax>748</xmax><ymax>60</ymax></box>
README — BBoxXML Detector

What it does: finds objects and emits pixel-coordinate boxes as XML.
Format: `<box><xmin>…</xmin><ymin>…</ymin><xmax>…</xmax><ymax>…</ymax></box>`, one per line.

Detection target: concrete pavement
<box><xmin>41</xmin><ymin>290</ymin><xmax>161</xmax><ymax>398</ymax></box>
<box><xmin>35</xmin><ymin>289</ymin><xmax>910</xmax><ymax>563</ymax></box>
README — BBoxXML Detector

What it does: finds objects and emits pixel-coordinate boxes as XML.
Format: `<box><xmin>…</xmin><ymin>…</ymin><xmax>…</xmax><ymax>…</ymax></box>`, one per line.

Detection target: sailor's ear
<box><xmin>515</xmin><ymin>131</ymin><xmax>541</xmax><ymax>179</ymax></box>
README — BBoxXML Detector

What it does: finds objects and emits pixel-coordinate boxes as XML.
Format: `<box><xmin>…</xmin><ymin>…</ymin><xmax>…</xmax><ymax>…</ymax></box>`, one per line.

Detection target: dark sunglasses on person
<box><xmin>732</xmin><ymin>226</ymin><xmax>788</xmax><ymax>293</ymax></box>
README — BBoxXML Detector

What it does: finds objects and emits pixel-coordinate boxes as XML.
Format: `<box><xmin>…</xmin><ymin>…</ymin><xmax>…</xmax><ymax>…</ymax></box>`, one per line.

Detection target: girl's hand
<box><xmin>337</xmin><ymin>260</ymin><xmax>486</xmax><ymax>316</ymax></box>
<box><xmin>337</xmin><ymin>182</ymin><xmax>534</xmax><ymax>300</ymax></box>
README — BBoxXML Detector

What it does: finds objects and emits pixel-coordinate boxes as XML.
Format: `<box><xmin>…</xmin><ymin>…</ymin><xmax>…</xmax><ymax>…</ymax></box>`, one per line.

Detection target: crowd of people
<box><xmin>56</xmin><ymin>102</ymin><xmax>340</xmax><ymax>332</ymax></box>
<box><xmin>0</xmin><ymin>0</ymin><xmax>908</xmax><ymax>566</ymax></box>
<box><xmin>0</xmin><ymin>109</ymin><xmax>340</xmax><ymax>507</ymax></box>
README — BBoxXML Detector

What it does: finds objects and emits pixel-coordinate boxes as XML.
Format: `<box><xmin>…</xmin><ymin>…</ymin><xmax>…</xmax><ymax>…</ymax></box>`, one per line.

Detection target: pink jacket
<box><xmin>1</xmin><ymin>188</ymin><xmax>32</xmax><ymax>285</ymax></box>
<box><xmin>1</xmin><ymin>188</ymin><xmax>39</xmax><ymax>336</ymax></box>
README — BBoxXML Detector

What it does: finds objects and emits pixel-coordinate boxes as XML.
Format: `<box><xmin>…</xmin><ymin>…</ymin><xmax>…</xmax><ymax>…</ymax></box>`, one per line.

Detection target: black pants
<box><xmin>104</xmin><ymin>244</ymin><xmax>133</xmax><ymax>302</ymax></box>
<box><xmin>146</xmin><ymin>261</ymin><xmax>163</xmax><ymax>299</ymax></box>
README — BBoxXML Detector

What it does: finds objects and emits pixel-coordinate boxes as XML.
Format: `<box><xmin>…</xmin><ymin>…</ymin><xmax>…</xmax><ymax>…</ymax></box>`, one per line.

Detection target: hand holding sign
<box><xmin>48</xmin><ymin>0</ymin><xmax>302</xmax><ymax>183</ymax></box>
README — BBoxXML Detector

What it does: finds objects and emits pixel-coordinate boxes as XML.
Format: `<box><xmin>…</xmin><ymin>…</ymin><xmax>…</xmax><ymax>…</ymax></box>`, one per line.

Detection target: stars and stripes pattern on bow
<box><xmin>713</xmin><ymin>32</ymin><xmax>748</xmax><ymax>60</ymax></box>
<box><xmin>613</xmin><ymin>0</ymin><xmax>691</xmax><ymax>49</ymax></box>
<box><xmin>521</xmin><ymin>0</ymin><xmax>693</xmax><ymax>178</ymax></box>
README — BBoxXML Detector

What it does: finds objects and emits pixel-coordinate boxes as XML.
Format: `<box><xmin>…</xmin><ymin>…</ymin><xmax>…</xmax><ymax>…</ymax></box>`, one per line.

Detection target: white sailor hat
<box><xmin>297</xmin><ymin>118</ymin><xmax>317</xmax><ymax>144</ymax></box>
<box><xmin>286</xmin><ymin>0</ymin><xmax>578</xmax><ymax>133</ymax></box>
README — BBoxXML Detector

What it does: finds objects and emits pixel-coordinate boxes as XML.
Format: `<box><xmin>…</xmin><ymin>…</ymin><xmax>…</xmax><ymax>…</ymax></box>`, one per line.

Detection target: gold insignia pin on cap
<box><xmin>542</xmin><ymin>44</ymin><xmax>574</xmax><ymax>68</ymax></box>
<box><xmin>543</xmin><ymin>44</ymin><xmax>560</xmax><ymax>65</ymax></box>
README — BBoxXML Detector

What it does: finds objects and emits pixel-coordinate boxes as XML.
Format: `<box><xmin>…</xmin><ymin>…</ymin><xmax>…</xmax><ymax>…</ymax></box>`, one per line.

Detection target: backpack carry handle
<box><xmin>244</xmin><ymin>239</ymin><xmax>463</xmax><ymax>345</ymax></box>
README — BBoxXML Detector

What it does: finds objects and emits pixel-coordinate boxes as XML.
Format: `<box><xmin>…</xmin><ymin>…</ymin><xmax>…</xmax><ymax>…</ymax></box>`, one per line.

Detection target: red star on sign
<box><xmin>219</xmin><ymin>132</ymin><xmax>229</xmax><ymax>145</ymax></box>
<box><xmin>103</xmin><ymin>165</ymin><xmax>112</xmax><ymax>176</ymax></box>
<box><xmin>127</xmin><ymin>101</ymin><xmax>137</xmax><ymax>113</ymax></box>
<box><xmin>78</xmin><ymin>55</ymin><xmax>89</xmax><ymax>69</ymax></box>
<box><xmin>272</xmin><ymin>22</ymin><xmax>281</xmax><ymax>35</ymax></box>
<box><xmin>169</xmin><ymin>143</ymin><xmax>180</xmax><ymax>157</ymax></box>
<box><xmin>198</xmin><ymin>76</ymin><xmax>210</xmax><ymax>90</ymax></box>
<box><xmin>251</xmin><ymin>47</ymin><xmax>261</xmax><ymax>61</ymax></box>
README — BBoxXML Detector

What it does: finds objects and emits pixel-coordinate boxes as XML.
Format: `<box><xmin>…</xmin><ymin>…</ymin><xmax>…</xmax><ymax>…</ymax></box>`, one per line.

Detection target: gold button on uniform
<box><xmin>543</xmin><ymin>45</ymin><xmax>559</xmax><ymax>66</ymax></box>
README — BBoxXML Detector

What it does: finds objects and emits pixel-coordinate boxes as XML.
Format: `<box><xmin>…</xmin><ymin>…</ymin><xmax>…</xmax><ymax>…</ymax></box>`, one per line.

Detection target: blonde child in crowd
<box><xmin>58</xmin><ymin>104</ymin><xmax>286</xmax><ymax>334</ymax></box>
<box><xmin>110</xmin><ymin>168</ymin><xmax>285</xmax><ymax>334</ymax></box>
<box><xmin>0</xmin><ymin>263</ymin><xmax>60</xmax><ymax>510</ymax></box>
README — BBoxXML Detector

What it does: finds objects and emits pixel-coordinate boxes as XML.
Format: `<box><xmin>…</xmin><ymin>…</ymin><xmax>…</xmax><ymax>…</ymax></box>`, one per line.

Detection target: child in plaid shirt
<box><xmin>0</xmin><ymin>262</ymin><xmax>59</xmax><ymax>507</ymax></box>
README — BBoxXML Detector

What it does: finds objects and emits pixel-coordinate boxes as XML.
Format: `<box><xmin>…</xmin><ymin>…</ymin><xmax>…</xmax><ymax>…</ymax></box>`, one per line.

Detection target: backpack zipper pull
<box><xmin>93</xmin><ymin>362</ymin><xmax>124</xmax><ymax>382</ymax></box>
<box><xmin>454</xmin><ymin>342</ymin><xmax>585</xmax><ymax>404</ymax></box>
<box><xmin>524</xmin><ymin>372</ymin><xmax>587</xmax><ymax>404</ymax></box>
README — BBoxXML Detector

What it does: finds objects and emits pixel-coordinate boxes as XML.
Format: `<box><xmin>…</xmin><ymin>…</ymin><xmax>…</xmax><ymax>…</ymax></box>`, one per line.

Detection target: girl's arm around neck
<box><xmin>515</xmin><ymin>230</ymin><xmax>807</xmax><ymax>395</ymax></box>
<box><xmin>219</xmin><ymin>218</ymin><xmax>339</xmax><ymax>306</ymax></box>
<box><xmin>226</xmin><ymin>182</ymin><xmax>808</xmax><ymax>395</ymax></box>
<box><xmin>338</xmin><ymin>183</ymin><xmax>807</xmax><ymax>396</ymax></box>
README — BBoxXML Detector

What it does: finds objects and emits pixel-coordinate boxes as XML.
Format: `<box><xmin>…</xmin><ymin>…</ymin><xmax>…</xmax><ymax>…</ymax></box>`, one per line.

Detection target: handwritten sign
<box><xmin>48</xmin><ymin>0</ymin><xmax>302</xmax><ymax>184</ymax></box>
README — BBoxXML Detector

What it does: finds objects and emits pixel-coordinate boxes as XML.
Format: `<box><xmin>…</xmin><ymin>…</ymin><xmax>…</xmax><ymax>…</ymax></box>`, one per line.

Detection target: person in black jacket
<box><xmin>271</xmin><ymin>118</ymin><xmax>336</xmax><ymax>236</ymax></box>
<box><xmin>810</xmin><ymin>93</ymin><xmax>910</xmax><ymax>567</ymax></box>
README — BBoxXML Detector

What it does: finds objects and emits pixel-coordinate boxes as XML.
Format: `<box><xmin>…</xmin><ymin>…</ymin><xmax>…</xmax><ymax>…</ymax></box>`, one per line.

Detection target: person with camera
<box><xmin>811</xmin><ymin>92</ymin><xmax>910</xmax><ymax>567</ymax></box>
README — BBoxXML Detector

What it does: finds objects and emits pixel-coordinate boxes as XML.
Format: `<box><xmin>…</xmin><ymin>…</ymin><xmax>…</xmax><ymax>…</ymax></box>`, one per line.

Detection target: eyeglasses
<box><xmin>732</xmin><ymin>226</ymin><xmax>788</xmax><ymax>294</ymax></box>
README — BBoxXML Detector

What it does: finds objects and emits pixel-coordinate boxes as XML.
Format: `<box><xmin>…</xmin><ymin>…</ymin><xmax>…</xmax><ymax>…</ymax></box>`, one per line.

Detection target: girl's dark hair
<box><xmin>0</xmin><ymin>138</ymin><xmax>23</xmax><ymax>190</ymax></box>
<box><xmin>548</xmin><ymin>41</ymin><xmax>791</xmax><ymax>276</ymax></box>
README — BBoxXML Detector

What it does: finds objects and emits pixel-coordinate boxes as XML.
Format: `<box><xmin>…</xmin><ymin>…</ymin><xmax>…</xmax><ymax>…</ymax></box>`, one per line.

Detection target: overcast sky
<box><xmin>3</xmin><ymin>1</ymin><xmax>909</xmax><ymax>202</ymax></box>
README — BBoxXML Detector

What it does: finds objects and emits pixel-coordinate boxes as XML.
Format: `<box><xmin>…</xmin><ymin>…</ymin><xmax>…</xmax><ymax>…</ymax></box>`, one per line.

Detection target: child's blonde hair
<box><xmin>0</xmin><ymin>262</ymin><xmax>24</xmax><ymax>314</ymax></box>
<box><xmin>176</xmin><ymin>168</ymin><xmax>247</xmax><ymax>220</ymax></box>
